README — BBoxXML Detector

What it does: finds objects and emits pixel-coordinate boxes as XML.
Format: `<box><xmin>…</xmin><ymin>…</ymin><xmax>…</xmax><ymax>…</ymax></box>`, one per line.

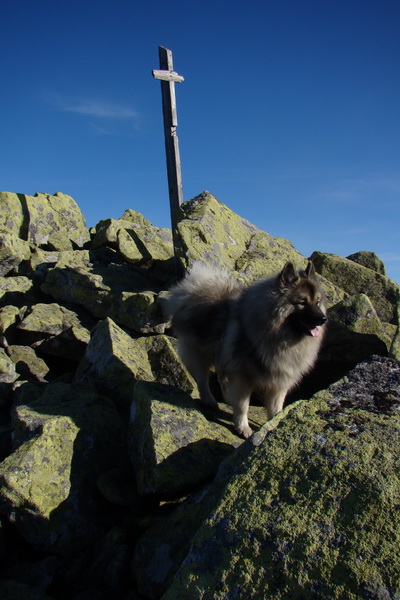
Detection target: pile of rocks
<box><xmin>0</xmin><ymin>190</ymin><xmax>399</xmax><ymax>599</ymax></box>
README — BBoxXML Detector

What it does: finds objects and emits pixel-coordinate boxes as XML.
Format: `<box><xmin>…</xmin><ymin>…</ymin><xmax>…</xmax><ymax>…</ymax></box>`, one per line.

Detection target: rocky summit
<box><xmin>0</xmin><ymin>190</ymin><xmax>399</xmax><ymax>600</ymax></box>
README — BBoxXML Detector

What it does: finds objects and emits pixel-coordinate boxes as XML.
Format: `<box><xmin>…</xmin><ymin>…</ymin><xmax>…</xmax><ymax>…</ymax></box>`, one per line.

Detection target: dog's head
<box><xmin>279</xmin><ymin>261</ymin><xmax>327</xmax><ymax>337</ymax></box>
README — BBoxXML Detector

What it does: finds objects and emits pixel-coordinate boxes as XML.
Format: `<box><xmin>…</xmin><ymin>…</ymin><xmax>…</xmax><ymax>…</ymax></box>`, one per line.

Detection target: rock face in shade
<box><xmin>0</xmin><ymin>188</ymin><xmax>398</xmax><ymax>599</ymax></box>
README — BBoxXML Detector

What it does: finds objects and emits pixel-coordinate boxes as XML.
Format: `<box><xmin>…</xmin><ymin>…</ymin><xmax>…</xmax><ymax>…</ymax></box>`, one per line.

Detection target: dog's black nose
<box><xmin>318</xmin><ymin>315</ymin><xmax>327</xmax><ymax>325</ymax></box>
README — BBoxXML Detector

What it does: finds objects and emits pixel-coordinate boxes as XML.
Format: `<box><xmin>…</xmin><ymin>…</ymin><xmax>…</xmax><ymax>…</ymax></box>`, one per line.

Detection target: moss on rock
<box><xmin>129</xmin><ymin>381</ymin><xmax>240</xmax><ymax>497</ymax></box>
<box><xmin>161</xmin><ymin>394</ymin><xmax>400</xmax><ymax>599</ymax></box>
<box><xmin>6</xmin><ymin>345</ymin><xmax>49</xmax><ymax>382</ymax></box>
<box><xmin>310</xmin><ymin>251</ymin><xmax>399</xmax><ymax>324</ymax></box>
<box><xmin>41</xmin><ymin>263</ymin><xmax>167</xmax><ymax>334</ymax></box>
<box><xmin>92</xmin><ymin>210</ymin><xmax>173</xmax><ymax>267</ymax></box>
<box><xmin>346</xmin><ymin>250</ymin><xmax>387</xmax><ymax>275</ymax></box>
<box><xmin>176</xmin><ymin>193</ymin><xmax>306</xmax><ymax>282</ymax></box>
<box><xmin>0</xmin><ymin>229</ymin><xmax>31</xmax><ymax>275</ymax></box>
<box><xmin>0</xmin><ymin>383</ymin><xmax>126</xmax><ymax>554</ymax></box>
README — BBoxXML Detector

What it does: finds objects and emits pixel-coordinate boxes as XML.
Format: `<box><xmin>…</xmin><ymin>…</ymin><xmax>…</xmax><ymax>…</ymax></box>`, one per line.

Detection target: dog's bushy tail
<box><xmin>165</xmin><ymin>261</ymin><xmax>243</xmax><ymax>319</ymax></box>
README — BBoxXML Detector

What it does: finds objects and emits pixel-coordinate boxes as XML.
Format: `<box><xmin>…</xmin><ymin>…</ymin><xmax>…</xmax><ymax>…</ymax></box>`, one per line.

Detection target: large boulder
<box><xmin>134</xmin><ymin>357</ymin><xmax>400</xmax><ymax>600</ymax></box>
<box><xmin>346</xmin><ymin>250</ymin><xmax>387</xmax><ymax>276</ymax></box>
<box><xmin>0</xmin><ymin>383</ymin><xmax>126</xmax><ymax>555</ymax></box>
<box><xmin>310</xmin><ymin>251</ymin><xmax>399</xmax><ymax>324</ymax></box>
<box><xmin>176</xmin><ymin>192</ymin><xmax>305</xmax><ymax>282</ymax></box>
<box><xmin>128</xmin><ymin>381</ymin><xmax>242</xmax><ymax>498</ymax></box>
<box><xmin>0</xmin><ymin>191</ymin><xmax>90</xmax><ymax>249</ymax></box>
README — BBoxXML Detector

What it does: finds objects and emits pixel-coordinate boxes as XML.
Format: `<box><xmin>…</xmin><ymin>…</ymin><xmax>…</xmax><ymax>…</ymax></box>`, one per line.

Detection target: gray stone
<box><xmin>134</xmin><ymin>358</ymin><xmax>400</xmax><ymax>600</ymax></box>
<box><xmin>0</xmin><ymin>383</ymin><xmax>126</xmax><ymax>554</ymax></box>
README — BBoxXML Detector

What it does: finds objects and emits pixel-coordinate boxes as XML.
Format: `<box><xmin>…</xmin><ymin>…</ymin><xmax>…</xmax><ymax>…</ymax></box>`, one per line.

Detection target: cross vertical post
<box><xmin>152</xmin><ymin>46</ymin><xmax>184</xmax><ymax>278</ymax></box>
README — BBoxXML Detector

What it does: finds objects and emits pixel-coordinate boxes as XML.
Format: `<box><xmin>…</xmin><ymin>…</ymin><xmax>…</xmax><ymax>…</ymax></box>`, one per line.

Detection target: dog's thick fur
<box><xmin>166</xmin><ymin>261</ymin><xmax>327</xmax><ymax>438</ymax></box>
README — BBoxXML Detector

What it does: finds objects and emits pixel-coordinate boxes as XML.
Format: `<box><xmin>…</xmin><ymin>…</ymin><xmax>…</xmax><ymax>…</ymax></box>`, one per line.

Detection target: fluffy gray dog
<box><xmin>166</xmin><ymin>261</ymin><xmax>327</xmax><ymax>438</ymax></box>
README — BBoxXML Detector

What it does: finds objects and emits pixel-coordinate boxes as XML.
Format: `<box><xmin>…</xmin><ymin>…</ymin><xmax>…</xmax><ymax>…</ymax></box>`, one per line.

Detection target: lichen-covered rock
<box><xmin>28</xmin><ymin>248</ymin><xmax>91</xmax><ymax>280</ymax></box>
<box><xmin>92</xmin><ymin>210</ymin><xmax>173</xmax><ymax>267</ymax></box>
<box><xmin>41</xmin><ymin>264</ymin><xmax>167</xmax><ymax>334</ymax></box>
<box><xmin>0</xmin><ymin>306</ymin><xmax>21</xmax><ymax>335</ymax></box>
<box><xmin>0</xmin><ymin>383</ymin><xmax>126</xmax><ymax>554</ymax></box>
<box><xmin>75</xmin><ymin>318</ymin><xmax>197</xmax><ymax>408</ymax></box>
<box><xmin>0</xmin><ymin>191</ymin><xmax>90</xmax><ymax>249</ymax></box>
<box><xmin>6</xmin><ymin>345</ymin><xmax>49</xmax><ymax>382</ymax></box>
<box><xmin>74</xmin><ymin>317</ymin><xmax>154</xmax><ymax>408</ymax></box>
<box><xmin>310</xmin><ymin>251</ymin><xmax>399</xmax><ymax>324</ymax></box>
<box><xmin>0</xmin><ymin>277</ymin><xmax>35</xmax><ymax>307</ymax></box>
<box><xmin>327</xmin><ymin>293</ymin><xmax>393</xmax><ymax>351</ymax></box>
<box><xmin>0</xmin><ymin>229</ymin><xmax>31</xmax><ymax>275</ymax></box>
<box><xmin>16</xmin><ymin>302</ymin><xmax>92</xmax><ymax>359</ymax></box>
<box><xmin>154</xmin><ymin>358</ymin><xmax>400</xmax><ymax>600</ymax></box>
<box><xmin>346</xmin><ymin>250</ymin><xmax>387</xmax><ymax>276</ymax></box>
<box><xmin>0</xmin><ymin>348</ymin><xmax>17</xmax><ymax>383</ymax></box>
<box><xmin>176</xmin><ymin>192</ymin><xmax>304</xmax><ymax>281</ymax></box>
<box><xmin>25</xmin><ymin>192</ymin><xmax>90</xmax><ymax>249</ymax></box>
<box><xmin>0</xmin><ymin>192</ymin><xmax>29</xmax><ymax>237</ymax></box>
<box><xmin>136</xmin><ymin>334</ymin><xmax>197</xmax><ymax>395</ymax></box>
<box><xmin>129</xmin><ymin>381</ymin><xmax>241</xmax><ymax>497</ymax></box>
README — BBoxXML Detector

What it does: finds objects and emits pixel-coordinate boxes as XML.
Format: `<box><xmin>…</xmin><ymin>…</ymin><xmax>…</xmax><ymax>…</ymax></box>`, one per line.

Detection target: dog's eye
<box><xmin>297</xmin><ymin>299</ymin><xmax>307</xmax><ymax>306</ymax></box>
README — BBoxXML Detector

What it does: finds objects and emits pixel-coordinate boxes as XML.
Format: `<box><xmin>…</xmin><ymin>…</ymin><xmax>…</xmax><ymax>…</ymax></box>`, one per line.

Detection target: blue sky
<box><xmin>1</xmin><ymin>0</ymin><xmax>399</xmax><ymax>283</ymax></box>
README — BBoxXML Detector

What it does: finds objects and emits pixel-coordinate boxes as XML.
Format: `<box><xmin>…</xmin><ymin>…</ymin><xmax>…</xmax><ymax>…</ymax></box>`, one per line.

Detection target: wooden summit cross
<box><xmin>152</xmin><ymin>46</ymin><xmax>184</xmax><ymax>274</ymax></box>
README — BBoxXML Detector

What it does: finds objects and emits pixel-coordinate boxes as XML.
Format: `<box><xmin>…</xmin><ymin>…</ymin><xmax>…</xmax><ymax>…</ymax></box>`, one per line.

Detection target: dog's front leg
<box><xmin>221</xmin><ymin>374</ymin><xmax>253</xmax><ymax>439</ymax></box>
<box><xmin>263</xmin><ymin>387</ymin><xmax>287</xmax><ymax>420</ymax></box>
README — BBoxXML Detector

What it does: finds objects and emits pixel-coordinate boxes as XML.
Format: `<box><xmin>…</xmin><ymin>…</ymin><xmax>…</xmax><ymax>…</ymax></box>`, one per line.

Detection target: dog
<box><xmin>166</xmin><ymin>261</ymin><xmax>327</xmax><ymax>438</ymax></box>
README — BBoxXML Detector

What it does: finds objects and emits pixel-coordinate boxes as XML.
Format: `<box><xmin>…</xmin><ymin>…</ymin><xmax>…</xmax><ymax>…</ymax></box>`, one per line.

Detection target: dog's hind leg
<box><xmin>178</xmin><ymin>342</ymin><xmax>218</xmax><ymax>409</ymax></box>
<box><xmin>221</xmin><ymin>374</ymin><xmax>253</xmax><ymax>439</ymax></box>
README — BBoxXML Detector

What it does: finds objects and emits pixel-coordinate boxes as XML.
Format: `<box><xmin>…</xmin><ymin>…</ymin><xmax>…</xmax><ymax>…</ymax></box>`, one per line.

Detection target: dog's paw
<box><xmin>236</xmin><ymin>425</ymin><xmax>253</xmax><ymax>439</ymax></box>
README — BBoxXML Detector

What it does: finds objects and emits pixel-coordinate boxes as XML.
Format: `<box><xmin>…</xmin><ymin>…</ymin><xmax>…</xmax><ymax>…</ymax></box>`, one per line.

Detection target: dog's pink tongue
<box><xmin>310</xmin><ymin>327</ymin><xmax>320</xmax><ymax>337</ymax></box>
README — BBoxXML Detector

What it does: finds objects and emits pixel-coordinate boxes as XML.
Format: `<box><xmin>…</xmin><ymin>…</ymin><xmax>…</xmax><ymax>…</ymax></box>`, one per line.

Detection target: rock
<box><xmin>129</xmin><ymin>381</ymin><xmax>241</xmax><ymax>497</ymax></box>
<box><xmin>96</xmin><ymin>465</ymin><xmax>143</xmax><ymax>510</ymax></box>
<box><xmin>28</xmin><ymin>248</ymin><xmax>91</xmax><ymax>281</ymax></box>
<box><xmin>137</xmin><ymin>334</ymin><xmax>197</xmax><ymax>395</ymax></box>
<box><xmin>346</xmin><ymin>250</ymin><xmax>387</xmax><ymax>275</ymax></box>
<box><xmin>0</xmin><ymin>188</ymin><xmax>398</xmax><ymax>599</ymax></box>
<box><xmin>0</xmin><ymin>191</ymin><xmax>90</xmax><ymax>249</ymax></box>
<box><xmin>6</xmin><ymin>345</ymin><xmax>49</xmax><ymax>382</ymax></box>
<box><xmin>176</xmin><ymin>192</ymin><xmax>305</xmax><ymax>281</ymax></box>
<box><xmin>74</xmin><ymin>318</ymin><xmax>154</xmax><ymax>408</ymax></box>
<box><xmin>3</xmin><ymin>556</ymin><xmax>58</xmax><ymax>592</ymax></box>
<box><xmin>0</xmin><ymin>230</ymin><xmax>31</xmax><ymax>276</ymax></box>
<box><xmin>134</xmin><ymin>358</ymin><xmax>400</xmax><ymax>600</ymax></box>
<box><xmin>0</xmin><ymin>276</ymin><xmax>35</xmax><ymax>307</ymax></box>
<box><xmin>316</xmin><ymin>294</ymin><xmax>391</xmax><ymax>386</ymax></box>
<box><xmin>0</xmin><ymin>306</ymin><xmax>21</xmax><ymax>336</ymax></box>
<box><xmin>75</xmin><ymin>319</ymin><xmax>197</xmax><ymax>409</ymax></box>
<box><xmin>310</xmin><ymin>251</ymin><xmax>399</xmax><ymax>324</ymax></box>
<box><xmin>0</xmin><ymin>383</ymin><xmax>126</xmax><ymax>554</ymax></box>
<box><xmin>41</xmin><ymin>263</ymin><xmax>167</xmax><ymax>334</ymax></box>
<box><xmin>0</xmin><ymin>579</ymin><xmax>54</xmax><ymax>600</ymax></box>
<box><xmin>16</xmin><ymin>302</ymin><xmax>92</xmax><ymax>360</ymax></box>
<box><xmin>93</xmin><ymin>210</ymin><xmax>173</xmax><ymax>267</ymax></box>
<box><xmin>0</xmin><ymin>348</ymin><xmax>17</xmax><ymax>383</ymax></box>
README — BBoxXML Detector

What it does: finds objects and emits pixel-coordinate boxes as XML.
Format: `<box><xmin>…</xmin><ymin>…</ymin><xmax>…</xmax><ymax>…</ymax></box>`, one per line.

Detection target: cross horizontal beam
<box><xmin>152</xmin><ymin>69</ymin><xmax>184</xmax><ymax>83</ymax></box>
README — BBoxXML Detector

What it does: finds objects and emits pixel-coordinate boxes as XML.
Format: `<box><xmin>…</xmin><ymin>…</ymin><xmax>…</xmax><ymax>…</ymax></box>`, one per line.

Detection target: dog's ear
<box><xmin>304</xmin><ymin>261</ymin><xmax>316</xmax><ymax>279</ymax></box>
<box><xmin>279</xmin><ymin>262</ymin><xmax>298</xmax><ymax>288</ymax></box>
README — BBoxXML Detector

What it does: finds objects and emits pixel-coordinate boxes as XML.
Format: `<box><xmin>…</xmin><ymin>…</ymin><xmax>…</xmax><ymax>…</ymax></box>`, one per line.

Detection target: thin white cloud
<box><xmin>45</xmin><ymin>92</ymin><xmax>140</xmax><ymax>123</ymax></box>
<box><xmin>58</xmin><ymin>99</ymin><xmax>139</xmax><ymax>120</ymax></box>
